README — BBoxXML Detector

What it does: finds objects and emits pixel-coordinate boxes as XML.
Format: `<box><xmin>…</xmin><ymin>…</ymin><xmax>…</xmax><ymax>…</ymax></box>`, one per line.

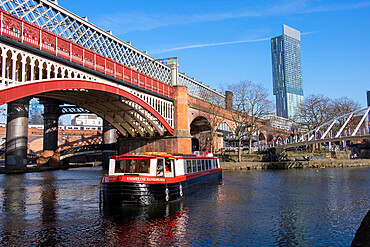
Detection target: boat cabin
<box><xmin>108</xmin><ymin>152</ymin><xmax>220</xmax><ymax>177</ymax></box>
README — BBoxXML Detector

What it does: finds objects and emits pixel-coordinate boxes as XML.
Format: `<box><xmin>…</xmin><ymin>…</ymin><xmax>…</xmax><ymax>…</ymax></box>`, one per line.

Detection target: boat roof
<box><xmin>111</xmin><ymin>152</ymin><xmax>217</xmax><ymax>160</ymax></box>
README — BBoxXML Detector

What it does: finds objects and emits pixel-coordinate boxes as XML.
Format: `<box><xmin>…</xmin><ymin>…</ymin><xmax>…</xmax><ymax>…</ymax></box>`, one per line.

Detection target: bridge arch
<box><xmin>258</xmin><ymin>132</ymin><xmax>266</xmax><ymax>145</ymax></box>
<box><xmin>190</xmin><ymin>116</ymin><xmax>211</xmax><ymax>135</ymax></box>
<box><xmin>0</xmin><ymin>79</ymin><xmax>174</xmax><ymax>137</ymax></box>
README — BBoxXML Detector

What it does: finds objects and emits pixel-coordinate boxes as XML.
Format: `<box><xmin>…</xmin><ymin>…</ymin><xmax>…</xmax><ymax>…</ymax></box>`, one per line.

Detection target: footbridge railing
<box><xmin>281</xmin><ymin>106</ymin><xmax>370</xmax><ymax>148</ymax></box>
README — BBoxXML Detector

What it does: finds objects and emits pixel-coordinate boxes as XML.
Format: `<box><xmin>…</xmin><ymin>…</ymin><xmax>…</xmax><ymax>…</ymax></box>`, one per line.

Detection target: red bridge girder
<box><xmin>0</xmin><ymin>80</ymin><xmax>174</xmax><ymax>136</ymax></box>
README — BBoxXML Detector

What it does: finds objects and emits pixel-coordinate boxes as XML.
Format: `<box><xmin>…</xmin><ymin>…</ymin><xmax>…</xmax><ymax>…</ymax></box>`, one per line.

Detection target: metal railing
<box><xmin>0</xmin><ymin>0</ymin><xmax>226</xmax><ymax>104</ymax></box>
<box><xmin>178</xmin><ymin>73</ymin><xmax>225</xmax><ymax>107</ymax></box>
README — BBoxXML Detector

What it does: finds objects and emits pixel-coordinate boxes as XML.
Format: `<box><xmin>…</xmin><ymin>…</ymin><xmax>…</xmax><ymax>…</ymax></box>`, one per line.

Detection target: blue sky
<box><xmin>58</xmin><ymin>0</ymin><xmax>370</xmax><ymax>107</ymax></box>
<box><xmin>0</xmin><ymin>0</ymin><xmax>368</xmax><ymax>123</ymax></box>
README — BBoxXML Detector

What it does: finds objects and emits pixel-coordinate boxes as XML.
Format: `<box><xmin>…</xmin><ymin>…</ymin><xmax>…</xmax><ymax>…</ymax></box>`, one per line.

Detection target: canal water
<box><xmin>0</xmin><ymin>167</ymin><xmax>368</xmax><ymax>246</ymax></box>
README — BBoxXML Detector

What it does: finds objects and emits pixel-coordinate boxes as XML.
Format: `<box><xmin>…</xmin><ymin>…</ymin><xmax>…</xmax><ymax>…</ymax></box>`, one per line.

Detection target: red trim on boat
<box><xmin>102</xmin><ymin>168</ymin><xmax>222</xmax><ymax>184</ymax></box>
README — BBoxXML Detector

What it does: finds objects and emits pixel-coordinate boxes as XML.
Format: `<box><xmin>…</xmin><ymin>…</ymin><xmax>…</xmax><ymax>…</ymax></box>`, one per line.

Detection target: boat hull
<box><xmin>102</xmin><ymin>169</ymin><xmax>222</xmax><ymax>205</ymax></box>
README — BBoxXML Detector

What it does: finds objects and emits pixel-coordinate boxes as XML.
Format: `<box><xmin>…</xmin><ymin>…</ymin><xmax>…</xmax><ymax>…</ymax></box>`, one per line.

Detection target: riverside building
<box><xmin>271</xmin><ymin>25</ymin><xmax>304</xmax><ymax>119</ymax></box>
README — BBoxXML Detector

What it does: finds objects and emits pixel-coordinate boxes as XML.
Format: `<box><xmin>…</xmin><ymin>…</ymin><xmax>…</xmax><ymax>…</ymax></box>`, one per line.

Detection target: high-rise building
<box><xmin>271</xmin><ymin>24</ymin><xmax>303</xmax><ymax>119</ymax></box>
<box><xmin>29</xmin><ymin>98</ymin><xmax>44</xmax><ymax>124</ymax></box>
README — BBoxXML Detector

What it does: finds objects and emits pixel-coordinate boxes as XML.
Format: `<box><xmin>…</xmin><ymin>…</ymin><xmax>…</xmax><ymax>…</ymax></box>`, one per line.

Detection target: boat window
<box><xmin>186</xmin><ymin>160</ymin><xmax>192</xmax><ymax>173</ymax></box>
<box><xmin>207</xmin><ymin>159</ymin><xmax>210</xmax><ymax>170</ymax></box>
<box><xmin>115</xmin><ymin>159</ymin><xmax>150</xmax><ymax>174</ymax></box>
<box><xmin>201</xmin><ymin>160</ymin><xmax>205</xmax><ymax>171</ymax></box>
<box><xmin>157</xmin><ymin>159</ymin><xmax>164</xmax><ymax>176</ymax></box>
<box><xmin>197</xmin><ymin>160</ymin><xmax>201</xmax><ymax>172</ymax></box>
<box><xmin>165</xmin><ymin>159</ymin><xmax>172</xmax><ymax>172</ymax></box>
<box><xmin>192</xmin><ymin>160</ymin><xmax>197</xmax><ymax>172</ymax></box>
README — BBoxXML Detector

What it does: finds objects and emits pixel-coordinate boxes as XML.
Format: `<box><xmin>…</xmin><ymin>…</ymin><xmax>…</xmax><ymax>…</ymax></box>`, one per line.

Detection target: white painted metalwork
<box><xmin>0</xmin><ymin>0</ymin><xmax>171</xmax><ymax>83</ymax></box>
<box><xmin>274</xmin><ymin>106</ymin><xmax>370</xmax><ymax>148</ymax></box>
<box><xmin>178</xmin><ymin>73</ymin><xmax>225</xmax><ymax>107</ymax></box>
<box><xmin>0</xmin><ymin>42</ymin><xmax>173</xmax><ymax>136</ymax></box>
<box><xmin>0</xmin><ymin>0</ymin><xmax>226</xmax><ymax>105</ymax></box>
<box><xmin>298</xmin><ymin>107</ymin><xmax>370</xmax><ymax>143</ymax></box>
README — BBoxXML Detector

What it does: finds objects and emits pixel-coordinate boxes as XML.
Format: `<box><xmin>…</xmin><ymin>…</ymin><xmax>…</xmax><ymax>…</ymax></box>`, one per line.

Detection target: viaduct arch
<box><xmin>0</xmin><ymin>80</ymin><xmax>174</xmax><ymax>137</ymax></box>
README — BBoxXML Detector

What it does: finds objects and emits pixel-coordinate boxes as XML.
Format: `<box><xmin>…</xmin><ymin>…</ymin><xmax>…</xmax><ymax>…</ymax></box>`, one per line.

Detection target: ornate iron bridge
<box><xmin>61</xmin><ymin>106</ymin><xmax>90</xmax><ymax>115</ymax></box>
<box><xmin>60</xmin><ymin>143</ymin><xmax>117</xmax><ymax>160</ymax></box>
<box><xmin>281</xmin><ymin>106</ymin><xmax>370</xmax><ymax>148</ymax></box>
<box><xmin>0</xmin><ymin>0</ymin><xmax>225</xmax><ymax>104</ymax></box>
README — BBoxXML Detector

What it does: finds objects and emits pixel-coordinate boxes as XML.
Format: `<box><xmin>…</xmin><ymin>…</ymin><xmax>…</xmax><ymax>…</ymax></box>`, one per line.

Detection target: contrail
<box><xmin>150</xmin><ymin>31</ymin><xmax>315</xmax><ymax>55</ymax></box>
<box><xmin>150</xmin><ymin>37</ymin><xmax>271</xmax><ymax>55</ymax></box>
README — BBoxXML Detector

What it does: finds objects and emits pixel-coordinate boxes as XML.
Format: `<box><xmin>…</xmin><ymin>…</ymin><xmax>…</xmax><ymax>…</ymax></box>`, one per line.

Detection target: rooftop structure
<box><xmin>71</xmin><ymin>114</ymin><xmax>103</xmax><ymax>127</ymax></box>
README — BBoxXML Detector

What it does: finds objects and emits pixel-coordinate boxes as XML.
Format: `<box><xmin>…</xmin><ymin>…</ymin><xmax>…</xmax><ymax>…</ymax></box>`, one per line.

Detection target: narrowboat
<box><xmin>101</xmin><ymin>152</ymin><xmax>222</xmax><ymax>205</ymax></box>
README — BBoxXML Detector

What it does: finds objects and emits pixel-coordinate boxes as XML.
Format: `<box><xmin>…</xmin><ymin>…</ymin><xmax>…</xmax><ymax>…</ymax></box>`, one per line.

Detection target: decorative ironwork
<box><xmin>0</xmin><ymin>41</ymin><xmax>174</xmax><ymax>136</ymax></box>
<box><xmin>61</xmin><ymin>106</ymin><xmax>90</xmax><ymax>114</ymax></box>
<box><xmin>0</xmin><ymin>0</ymin><xmax>172</xmax><ymax>83</ymax></box>
<box><xmin>178</xmin><ymin>73</ymin><xmax>225</xmax><ymax>107</ymax></box>
<box><xmin>0</xmin><ymin>0</ymin><xmax>226</xmax><ymax>105</ymax></box>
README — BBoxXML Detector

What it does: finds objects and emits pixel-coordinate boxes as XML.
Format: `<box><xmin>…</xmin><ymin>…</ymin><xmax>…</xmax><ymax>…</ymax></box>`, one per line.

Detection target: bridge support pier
<box><xmin>5</xmin><ymin>97</ymin><xmax>30</xmax><ymax>169</ymax></box>
<box><xmin>103</xmin><ymin>120</ymin><xmax>116</xmax><ymax>144</ymax></box>
<box><xmin>118</xmin><ymin>85</ymin><xmax>192</xmax><ymax>154</ymax></box>
<box><xmin>172</xmin><ymin>85</ymin><xmax>192</xmax><ymax>153</ymax></box>
<box><xmin>41</xmin><ymin>99</ymin><xmax>61</xmax><ymax>152</ymax></box>
<box><xmin>119</xmin><ymin>136</ymin><xmax>191</xmax><ymax>154</ymax></box>
<box><xmin>102</xmin><ymin>120</ymin><xmax>117</xmax><ymax>168</ymax></box>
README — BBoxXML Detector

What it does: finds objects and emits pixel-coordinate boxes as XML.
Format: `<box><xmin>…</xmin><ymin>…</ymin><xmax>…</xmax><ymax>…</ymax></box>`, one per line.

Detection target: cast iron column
<box><xmin>103</xmin><ymin>120</ymin><xmax>116</xmax><ymax>144</ymax></box>
<box><xmin>41</xmin><ymin>99</ymin><xmax>61</xmax><ymax>151</ymax></box>
<box><xmin>5</xmin><ymin>97</ymin><xmax>30</xmax><ymax>169</ymax></box>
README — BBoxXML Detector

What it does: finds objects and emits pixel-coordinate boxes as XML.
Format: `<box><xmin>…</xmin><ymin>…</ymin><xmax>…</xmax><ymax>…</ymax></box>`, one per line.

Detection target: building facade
<box><xmin>29</xmin><ymin>98</ymin><xmax>44</xmax><ymax>124</ymax></box>
<box><xmin>71</xmin><ymin>114</ymin><xmax>103</xmax><ymax>127</ymax></box>
<box><xmin>271</xmin><ymin>25</ymin><xmax>304</xmax><ymax>119</ymax></box>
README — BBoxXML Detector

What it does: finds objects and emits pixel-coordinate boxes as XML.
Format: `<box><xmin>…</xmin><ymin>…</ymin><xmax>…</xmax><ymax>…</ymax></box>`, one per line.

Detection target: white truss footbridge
<box><xmin>282</xmin><ymin>106</ymin><xmax>370</xmax><ymax>148</ymax></box>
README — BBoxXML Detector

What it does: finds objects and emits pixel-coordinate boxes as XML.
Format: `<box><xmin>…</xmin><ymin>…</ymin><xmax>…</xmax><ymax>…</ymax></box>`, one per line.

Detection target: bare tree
<box><xmin>295</xmin><ymin>94</ymin><xmax>361</xmax><ymax>130</ymax></box>
<box><xmin>295</xmin><ymin>94</ymin><xmax>362</xmax><ymax>152</ymax></box>
<box><xmin>229</xmin><ymin>81</ymin><xmax>274</xmax><ymax>161</ymax></box>
<box><xmin>294</xmin><ymin>94</ymin><xmax>332</xmax><ymax>131</ymax></box>
<box><xmin>208</xmin><ymin>95</ymin><xmax>226</xmax><ymax>153</ymax></box>
<box><xmin>329</xmin><ymin>97</ymin><xmax>361</xmax><ymax>119</ymax></box>
<box><xmin>198</xmin><ymin>93</ymin><xmax>226</xmax><ymax>153</ymax></box>
<box><xmin>328</xmin><ymin>97</ymin><xmax>362</xmax><ymax>135</ymax></box>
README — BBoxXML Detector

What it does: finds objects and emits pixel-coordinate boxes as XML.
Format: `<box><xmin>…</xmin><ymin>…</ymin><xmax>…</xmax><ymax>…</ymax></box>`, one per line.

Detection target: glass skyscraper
<box><xmin>271</xmin><ymin>25</ymin><xmax>303</xmax><ymax>119</ymax></box>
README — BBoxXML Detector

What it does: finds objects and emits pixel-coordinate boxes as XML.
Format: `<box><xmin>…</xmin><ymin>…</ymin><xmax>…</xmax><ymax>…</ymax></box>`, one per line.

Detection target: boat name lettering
<box><xmin>126</xmin><ymin>177</ymin><xmax>165</xmax><ymax>182</ymax></box>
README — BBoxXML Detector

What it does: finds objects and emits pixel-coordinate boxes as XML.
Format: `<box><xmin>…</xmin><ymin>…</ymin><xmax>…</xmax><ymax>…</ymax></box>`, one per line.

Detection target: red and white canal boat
<box><xmin>101</xmin><ymin>152</ymin><xmax>222</xmax><ymax>205</ymax></box>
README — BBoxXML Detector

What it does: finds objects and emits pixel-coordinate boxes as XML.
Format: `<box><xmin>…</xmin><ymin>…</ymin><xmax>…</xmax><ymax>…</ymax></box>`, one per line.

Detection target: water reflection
<box><xmin>100</xmin><ymin>181</ymin><xmax>223</xmax><ymax>246</ymax></box>
<box><xmin>39</xmin><ymin>172</ymin><xmax>58</xmax><ymax>245</ymax></box>
<box><xmin>1</xmin><ymin>174</ymin><xmax>27</xmax><ymax>244</ymax></box>
<box><xmin>0</xmin><ymin>168</ymin><xmax>368</xmax><ymax>246</ymax></box>
<box><xmin>102</xmin><ymin>201</ymin><xmax>189</xmax><ymax>246</ymax></box>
